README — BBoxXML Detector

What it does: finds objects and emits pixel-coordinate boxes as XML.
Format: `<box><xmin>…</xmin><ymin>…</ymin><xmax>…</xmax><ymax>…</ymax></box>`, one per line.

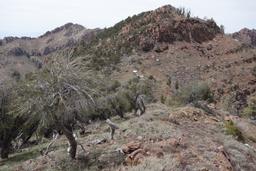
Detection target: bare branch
<box><xmin>106</xmin><ymin>119</ymin><xmax>119</xmax><ymax>140</ymax></box>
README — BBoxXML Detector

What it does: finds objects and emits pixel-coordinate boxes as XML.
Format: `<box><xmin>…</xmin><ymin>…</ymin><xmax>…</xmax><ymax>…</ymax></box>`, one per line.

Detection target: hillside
<box><xmin>111</xmin><ymin>33</ymin><xmax>256</xmax><ymax>115</ymax></box>
<box><xmin>0</xmin><ymin>23</ymin><xmax>99</xmax><ymax>82</ymax></box>
<box><xmin>0</xmin><ymin>23</ymin><xmax>98</xmax><ymax>56</ymax></box>
<box><xmin>1</xmin><ymin>4</ymin><xmax>256</xmax><ymax>171</ymax></box>
<box><xmin>1</xmin><ymin>104</ymin><xmax>256</xmax><ymax>170</ymax></box>
<box><xmin>73</xmin><ymin>5</ymin><xmax>221</xmax><ymax>69</ymax></box>
<box><xmin>71</xmin><ymin>5</ymin><xmax>256</xmax><ymax>115</ymax></box>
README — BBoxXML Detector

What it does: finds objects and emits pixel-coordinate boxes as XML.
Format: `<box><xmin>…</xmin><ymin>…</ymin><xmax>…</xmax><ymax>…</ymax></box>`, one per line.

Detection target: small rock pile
<box><xmin>120</xmin><ymin>138</ymin><xmax>182</xmax><ymax>166</ymax></box>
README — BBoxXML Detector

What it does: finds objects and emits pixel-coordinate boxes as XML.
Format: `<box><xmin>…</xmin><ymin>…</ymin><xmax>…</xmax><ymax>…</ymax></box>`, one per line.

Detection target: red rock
<box><xmin>121</xmin><ymin>141</ymin><xmax>142</xmax><ymax>154</ymax></box>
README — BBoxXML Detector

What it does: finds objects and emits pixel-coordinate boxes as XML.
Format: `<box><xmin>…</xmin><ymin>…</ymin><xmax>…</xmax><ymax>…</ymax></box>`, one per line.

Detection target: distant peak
<box><xmin>39</xmin><ymin>22</ymin><xmax>85</xmax><ymax>38</ymax></box>
<box><xmin>233</xmin><ymin>27</ymin><xmax>256</xmax><ymax>46</ymax></box>
<box><xmin>61</xmin><ymin>22</ymin><xmax>85</xmax><ymax>30</ymax></box>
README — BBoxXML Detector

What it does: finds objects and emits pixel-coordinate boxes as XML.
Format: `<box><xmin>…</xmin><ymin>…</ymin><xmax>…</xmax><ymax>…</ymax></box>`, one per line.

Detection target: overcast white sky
<box><xmin>0</xmin><ymin>0</ymin><xmax>255</xmax><ymax>38</ymax></box>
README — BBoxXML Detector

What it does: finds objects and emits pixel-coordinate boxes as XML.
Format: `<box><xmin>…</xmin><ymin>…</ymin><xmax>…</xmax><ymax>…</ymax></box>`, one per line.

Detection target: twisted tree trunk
<box><xmin>61</xmin><ymin>125</ymin><xmax>77</xmax><ymax>159</ymax></box>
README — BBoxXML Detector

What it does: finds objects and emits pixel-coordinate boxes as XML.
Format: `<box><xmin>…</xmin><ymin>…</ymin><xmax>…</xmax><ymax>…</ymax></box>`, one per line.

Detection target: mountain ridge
<box><xmin>232</xmin><ymin>27</ymin><xmax>256</xmax><ymax>46</ymax></box>
<box><xmin>0</xmin><ymin>4</ymin><xmax>255</xmax><ymax>112</ymax></box>
<box><xmin>0</xmin><ymin>22</ymin><xmax>99</xmax><ymax>56</ymax></box>
<box><xmin>73</xmin><ymin>5</ymin><xmax>222</xmax><ymax>69</ymax></box>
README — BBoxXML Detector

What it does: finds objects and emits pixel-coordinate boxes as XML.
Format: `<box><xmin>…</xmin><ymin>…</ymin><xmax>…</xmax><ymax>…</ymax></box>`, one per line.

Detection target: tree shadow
<box><xmin>5</xmin><ymin>150</ymin><xmax>39</xmax><ymax>164</ymax></box>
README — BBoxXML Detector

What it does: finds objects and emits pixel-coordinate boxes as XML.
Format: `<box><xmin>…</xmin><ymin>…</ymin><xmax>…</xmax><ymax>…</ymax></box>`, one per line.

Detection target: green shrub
<box><xmin>116</xmin><ymin>91</ymin><xmax>133</xmax><ymax>111</ymax></box>
<box><xmin>106</xmin><ymin>80</ymin><xmax>121</xmax><ymax>92</ymax></box>
<box><xmin>126</xmin><ymin>77</ymin><xmax>154</xmax><ymax>100</ymax></box>
<box><xmin>166</xmin><ymin>95</ymin><xmax>183</xmax><ymax>107</ymax></box>
<box><xmin>224</xmin><ymin>120</ymin><xmax>244</xmax><ymax>142</ymax></box>
<box><xmin>169</xmin><ymin>81</ymin><xmax>213</xmax><ymax>106</ymax></box>
<box><xmin>78</xmin><ymin>77</ymin><xmax>155</xmax><ymax>119</ymax></box>
<box><xmin>242</xmin><ymin>96</ymin><xmax>256</xmax><ymax>119</ymax></box>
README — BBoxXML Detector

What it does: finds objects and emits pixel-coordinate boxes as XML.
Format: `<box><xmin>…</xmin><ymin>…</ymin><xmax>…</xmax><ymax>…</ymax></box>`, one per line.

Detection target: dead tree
<box><xmin>66</xmin><ymin>131</ymin><xmax>86</xmax><ymax>155</ymax></box>
<box><xmin>41</xmin><ymin>130</ymin><xmax>60</xmax><ymax>155</ymax></box>
<box><xmin>133</xmin><ymin>94</ymin><xmax>146</xmax><ymax>116</ymax></box>
<box><xmin>42</xmin><ymin>127</ymin><xmax>86</xmax><ymax>157</ymax></box>
<box><xmin>106</xmin><ymin>119</ymin><xmax>119</xmax><ymax>140</ymax></box>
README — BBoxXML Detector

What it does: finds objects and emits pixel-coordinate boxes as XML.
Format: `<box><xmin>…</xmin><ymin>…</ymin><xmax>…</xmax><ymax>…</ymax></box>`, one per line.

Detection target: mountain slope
<box><xmin>1</xmin><ymin>5</ymin><xmax>255</xmax><ymax>115</ymax></box>
<box><xmin>70</xmin><ymin>5</ymin><xmax>252</xmax><ymax>115</ymax></box>
<box><xmin>2</xmin><ymin>103</ymin><xmax>256</xmax><ymax>171</ymax></box>
<box><xmin>73</xmin><ymin>5</ymin><xmax>221</xmax><ymax>68</ymax></box>
<box><xmin>0</xmin><ymin>23</ymin><xmax>98</xmax><ymax>56</ymax></box>
<box><xmin>111</xmin><ymin>33</ymin><xmax>256</xmax><ymax>114</ymax></box>
<box><xmin>0</xmin><ymin>23</ymin><xmax>99</xmax><ymax>82</ymax></box>
<box><xmin>1</xmin><ymin>4</ymin><xmax>256</xmax><ymax>171</ymax></box>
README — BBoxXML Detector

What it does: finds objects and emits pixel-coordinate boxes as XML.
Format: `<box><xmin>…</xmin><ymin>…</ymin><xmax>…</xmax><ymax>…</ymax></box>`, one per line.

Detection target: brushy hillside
<box><xmin>1</xmin><ymin>103</ymin><xmax>256</xmax><ymax>171</ymax></box>
<box><xmin>1</xmin><ymin>4</ymin><xmax>256</xmax><ymax>171</ymax></box>
<box><xmin>73</xmin><ymin>5</ymin><xmax>221</xmax><ymax>69</ymax></box>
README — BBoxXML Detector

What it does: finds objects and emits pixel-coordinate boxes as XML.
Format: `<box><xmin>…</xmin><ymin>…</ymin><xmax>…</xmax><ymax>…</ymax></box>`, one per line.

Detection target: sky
<box><xmin>0</xmin><ymin>0</ymin><xmax>256</xmax><ymax>38</ymax></box>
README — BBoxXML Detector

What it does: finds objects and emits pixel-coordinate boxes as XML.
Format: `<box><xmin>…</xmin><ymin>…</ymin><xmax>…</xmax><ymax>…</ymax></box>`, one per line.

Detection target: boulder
<box><xmin>121</xmin><ymin>141</ymin><xmax>142</xmax><ymax>154</ymax></box>
<box><xmin>169</xmin><ymin>106</ymin><xmax>207</xmax><ymax>123</ymax></box>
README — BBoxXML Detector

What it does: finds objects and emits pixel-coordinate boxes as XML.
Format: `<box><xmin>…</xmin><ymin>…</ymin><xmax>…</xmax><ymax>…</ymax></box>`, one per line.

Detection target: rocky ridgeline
<box><xmin>38</xmin><ymin>23</ymin><xmax>85</xmax><ymax>38</ymax></box>
<box><xmin>73</xmin><ymin>5</ymin><xmax>222</xmax><ymax>68</ymax></box>
<box><xmin>233</xmin><ymin>28</ymin><xmax>256</xmax><ymax>47</ymax></box>
<box><xmin>119</xmin><ymin>5</ymin><xmax>221</xmax><ymax>52</ymax></box>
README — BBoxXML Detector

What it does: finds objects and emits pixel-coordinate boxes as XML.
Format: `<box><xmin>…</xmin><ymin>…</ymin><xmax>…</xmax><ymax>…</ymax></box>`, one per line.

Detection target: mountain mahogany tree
<box><xmin>12</xmin><ymin>57</ymin><xmax>101</xmax><ymax>159</ymax></box>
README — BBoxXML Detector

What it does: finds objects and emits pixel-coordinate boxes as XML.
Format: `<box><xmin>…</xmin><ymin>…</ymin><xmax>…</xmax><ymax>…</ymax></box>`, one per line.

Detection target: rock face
<box><xmin>138</xmin><ymin>18</ymin><xmax>220</xmax><ymax>51</ymax></box>
<box><xmin>75</xmin><ymin>4</ymin><xmax>222</xmax><ymax>59</ymax></box>
<box><xmin>120</xmin><ymin>5</ymin><xmax>221</xmax><ymax>52</ymax></box>
<box><xmin>232</xmin><ymin>28</ymin><xmax>256</xmax><ymax>46</ymax></box>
